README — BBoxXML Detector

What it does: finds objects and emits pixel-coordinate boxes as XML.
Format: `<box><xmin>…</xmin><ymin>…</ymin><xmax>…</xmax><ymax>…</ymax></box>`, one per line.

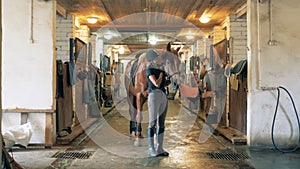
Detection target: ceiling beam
<box><xmin>106</xmin><ymin>41</ymin><xmax>170</xmax><ymax>46</ymax></box>
<box><xmin>184</xmin><ymin>0</ymin><xmax>204</xmax><ymax>21</ymax></box>
<box><xmin>195</xmin><ymin>0</ymin><xmax>214</xmax><ymax>18</ymax></box>
<box><xmin>56</xmin><ymin>3</ymin><xmax>67</xmax><ymax>18</ymax></box>
<box><xmin>99</xmin><ymin>0</ymin><xmax>114</xmax><ymax>23</ymax></box>
<box><xmin>236</xmin><ymin>3</ymin><xmax>247</xmax><ymax>17</ymax></box>
<box><xmin>89</xmin><ymin>24</ymin><xmax>196</xmax><ymax>29</ymax></box>
<box><xmin>127</xmin><ymin>44</ymin><xmax>165</xmax><ymax>49</ymax></box>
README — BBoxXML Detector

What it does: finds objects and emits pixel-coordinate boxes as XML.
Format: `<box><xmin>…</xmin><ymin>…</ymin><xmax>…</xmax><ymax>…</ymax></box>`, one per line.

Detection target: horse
<box><xmin>197</xmin><ymin>54</ymin><xmax>226</xmax><ymax>123</ymax></box>
<box><xmin>124</xmin><ymin>42</ymin><xmax>181</xmax><ymax>146</ymax></box>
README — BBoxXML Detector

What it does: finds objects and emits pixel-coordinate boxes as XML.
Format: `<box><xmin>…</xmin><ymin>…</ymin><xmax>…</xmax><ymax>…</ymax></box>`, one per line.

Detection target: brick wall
<box><xmin>56</xmin><ymin>14</ymin><xmax>74</xmax><ymax>61</ymax></box>
<box><xmin>228</xmin><ymin>14</ymin><xmax>247</xmax><ymax>62</ymax></box>
<box><xmin>213</xmin><ymin>26</ymin><xmax>226</xmax><ymax>44</ymax></box>
<box><xmin>74</xmin><ymin>25</ymin><xmax>90</xmax><ymax>44</ymax></box>
<box><xmin>196</xmin><ymin>39</ymin><xmax>205</xmax><ymax>56</ymax></box>
<box><xmin>89</xmin><ymin>35</ymin><xmax>97</xmax><ymax>66</ymax></box>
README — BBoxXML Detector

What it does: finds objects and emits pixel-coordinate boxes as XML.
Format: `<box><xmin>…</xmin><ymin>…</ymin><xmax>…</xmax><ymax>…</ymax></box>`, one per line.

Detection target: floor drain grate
<box><xmin>52</xmin><ymin>151</ymin><xmax>95</xmax><ymax>159</ymax></box>
<box><xmin>206</xmin><ymin>152</ymin><xmax>250</xmax><ymax>161</ymax></box>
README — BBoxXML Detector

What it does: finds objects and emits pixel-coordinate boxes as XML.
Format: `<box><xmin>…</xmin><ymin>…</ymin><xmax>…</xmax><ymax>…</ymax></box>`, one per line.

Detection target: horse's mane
<box><xmin>137</xmin><ymin>53</ymin><xmax>146</xmax><ymax>65</ymax></box>
<box><xmin>136</xmin><ymin>53</ymin><xmax>147</xmax><ymax>73</ymax></box>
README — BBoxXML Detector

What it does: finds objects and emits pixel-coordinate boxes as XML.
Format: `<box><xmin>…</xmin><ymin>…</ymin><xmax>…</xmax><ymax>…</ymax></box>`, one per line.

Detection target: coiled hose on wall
<box><xmin>271</xmin><ymin>86</ymin><xmax>300</xmax><ymax>153</ymax></box>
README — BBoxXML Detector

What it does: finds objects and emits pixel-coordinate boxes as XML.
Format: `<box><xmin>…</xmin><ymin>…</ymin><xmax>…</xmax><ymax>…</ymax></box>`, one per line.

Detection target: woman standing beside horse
<box><xmin>145</xmin><ymin>50</ymin><xmax>170</xmax><ymax>157</ymax></box>
<box><xmin>124</xmin><ymin>43</ymin><xmax>181</xmax><ymax>148</ymax></box>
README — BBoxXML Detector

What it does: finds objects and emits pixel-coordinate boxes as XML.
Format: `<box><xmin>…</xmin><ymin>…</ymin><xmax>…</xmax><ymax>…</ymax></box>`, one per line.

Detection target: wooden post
<box><xmin>45</xmin><ymin>112</ymin><xmax>53</xmax><ymax>147</ymax></box>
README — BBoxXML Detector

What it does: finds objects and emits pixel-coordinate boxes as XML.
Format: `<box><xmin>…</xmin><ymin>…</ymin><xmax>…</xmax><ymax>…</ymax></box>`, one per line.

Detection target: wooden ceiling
<box><xmin>57</xmin><ymin>0</ymin><xmax>247</xmax><ymax>53</ymax></box>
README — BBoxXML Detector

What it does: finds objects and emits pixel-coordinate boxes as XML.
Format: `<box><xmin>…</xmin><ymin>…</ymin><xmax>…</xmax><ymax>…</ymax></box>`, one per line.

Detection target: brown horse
<box><xmin>124</xmin><ymin>43</ymin><xmax>181</xmax><ymax>146</ymax></box>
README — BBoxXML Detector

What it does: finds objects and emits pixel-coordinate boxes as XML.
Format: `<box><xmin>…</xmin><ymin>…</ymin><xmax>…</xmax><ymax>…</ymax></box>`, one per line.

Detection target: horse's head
<box><xmin>159</xmin><ymin>42</ymin><xmax>184</xmax><ymax>87</ymax></box>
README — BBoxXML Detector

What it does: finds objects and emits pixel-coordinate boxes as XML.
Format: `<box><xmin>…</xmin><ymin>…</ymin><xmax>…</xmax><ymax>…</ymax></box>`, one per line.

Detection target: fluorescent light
<box><xmin>87</xmin><ymin>17</ymin><xmax>98</xmax><ymax>24</ymax></box>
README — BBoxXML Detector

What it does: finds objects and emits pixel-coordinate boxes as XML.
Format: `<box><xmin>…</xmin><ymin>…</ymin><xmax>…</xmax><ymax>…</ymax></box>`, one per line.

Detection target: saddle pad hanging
<box><xmin>180</xmin><ymin>84</ymin><xmax>199</xmax><ymax>98</ymax></box>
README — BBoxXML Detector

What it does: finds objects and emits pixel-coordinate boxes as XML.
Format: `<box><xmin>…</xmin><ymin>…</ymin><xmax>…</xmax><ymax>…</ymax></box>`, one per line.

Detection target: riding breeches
<box><xmin>148</xmin><ymin>89</ymin><xmax>168</xmax><ymax>129</ymax></box>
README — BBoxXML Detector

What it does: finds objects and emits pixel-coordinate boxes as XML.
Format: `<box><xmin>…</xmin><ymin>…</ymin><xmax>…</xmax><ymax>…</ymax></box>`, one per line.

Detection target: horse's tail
<box><xmin>124</xmin><ymin>60</ymin><xmax>133</xmax><ymax>92</ymax></box>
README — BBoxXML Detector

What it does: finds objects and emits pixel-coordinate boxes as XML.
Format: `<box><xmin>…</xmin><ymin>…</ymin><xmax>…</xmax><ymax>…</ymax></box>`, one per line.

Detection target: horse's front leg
<box><xmin>134</xmin><ymin>92</ymin><xmax>143</xmax><ymax>146</ymax></box>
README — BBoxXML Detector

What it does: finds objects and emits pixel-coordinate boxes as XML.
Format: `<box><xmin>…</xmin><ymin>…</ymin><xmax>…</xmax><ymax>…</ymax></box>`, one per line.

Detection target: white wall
<box><xmin>95</xmin><ymin>38</ymin><xmax>104</xmax><ymax>69</ymax></box>
<box><xmin>248</xmin><ymin>0</ymin><xmax>300</xmax><ymax>147</ymax></box>
<box><xmin>2</xmin><ymin>0</ymin><xmax>55</xmax><ymax>110</ymax></box>
<box><xmin>120</xmin><ymin>59</ymin><xmax>130</xmax><ymax>97</ymax></box>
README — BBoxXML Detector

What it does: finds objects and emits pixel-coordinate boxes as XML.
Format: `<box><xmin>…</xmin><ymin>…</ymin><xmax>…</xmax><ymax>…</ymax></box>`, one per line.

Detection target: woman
<box><xmin>145</xmin><ymin>49</ymin><xmax>169</xmax><ymax>157</ymax></box>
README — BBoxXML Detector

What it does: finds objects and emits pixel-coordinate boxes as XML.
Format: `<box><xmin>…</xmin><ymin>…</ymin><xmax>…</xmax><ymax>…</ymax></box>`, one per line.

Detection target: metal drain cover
<box><xmin>52</xmin><ymin>151</ymin><xmax>95</xmax><ymax>159</ymax></box>
<box><xmin>206</xmin><ymin>152</ymin><xmax>250</xmax><ymax>161</ymax></box>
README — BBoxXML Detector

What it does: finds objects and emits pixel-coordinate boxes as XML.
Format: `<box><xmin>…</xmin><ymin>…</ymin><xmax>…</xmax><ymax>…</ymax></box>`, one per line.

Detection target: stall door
<box><xmin>229</xmin><ymin>60</ymin><xmax>247</xmax><ymax>134</ymax></box>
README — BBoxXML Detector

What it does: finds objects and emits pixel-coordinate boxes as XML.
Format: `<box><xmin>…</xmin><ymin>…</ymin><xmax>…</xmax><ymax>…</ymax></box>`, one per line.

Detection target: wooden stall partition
<box><xmin>229</xmin><ymin>60</ymin><xmax>247</xmax><ymax>134</ymax></box>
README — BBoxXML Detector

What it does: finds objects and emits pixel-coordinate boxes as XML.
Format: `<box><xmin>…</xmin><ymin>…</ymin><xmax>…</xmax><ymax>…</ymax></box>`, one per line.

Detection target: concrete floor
<box><xmin>10</xmin><ymin>99</ymin><xmax>300</xmax><ymax>169</ymax></box>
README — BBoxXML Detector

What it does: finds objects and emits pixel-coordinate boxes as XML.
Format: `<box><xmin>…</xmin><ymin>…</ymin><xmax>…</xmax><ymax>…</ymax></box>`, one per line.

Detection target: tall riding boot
<box><xmin>156</xmin><ymin>127</ymin><xmax>169</xmax><ymax>157</ymax></box>
<box><xmin>147</xmin><ymin>127</ymin><xmax>157</xmax><ymax>157</ymax></box>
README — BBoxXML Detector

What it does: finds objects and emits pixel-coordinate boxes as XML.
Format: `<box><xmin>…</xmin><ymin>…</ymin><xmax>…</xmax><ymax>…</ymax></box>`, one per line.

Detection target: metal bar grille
<box><xmin>207</xmin><ymin>152</ymin><xmax>250</xmax><ymax>161</ymax></box>
<box><xmin>52</xmin><ymin>151</ymin><xmax>95</xmax><ymax>159</ymax></box>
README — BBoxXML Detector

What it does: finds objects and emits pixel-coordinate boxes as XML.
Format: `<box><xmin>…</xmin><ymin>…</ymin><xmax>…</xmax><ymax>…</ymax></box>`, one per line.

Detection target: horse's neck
<box><xmin>136</xmin><ymin>55</ymin><xmax>147</xmax><ymax>73</ymax></box>
<box><xmin>127</xmin><ymin>57</ymin><xmax>146</xmax><ymax>84</ymax></box>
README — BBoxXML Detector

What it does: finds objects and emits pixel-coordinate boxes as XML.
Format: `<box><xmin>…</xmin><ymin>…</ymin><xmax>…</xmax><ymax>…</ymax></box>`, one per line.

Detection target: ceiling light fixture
<box><xmin>87</xmin><ymin>17</ymin><xmax>98</xmax><ymax>24</ymax></box>
<box><xmin>186</xmin><ymin>34</ymin><xmax>194</xmax><ymax>40</ymax></box>
<box><xmin>149</xmin><ymin>38</ymin><xmax>157</xmax><ymax>45</ymax></box>
<box><xmin>119</xmin><ymin>46</ymin><xmax>125</xmax><ymax>54</ymax></box>
<box><xmin>104</xmin><ymin>34</ymin><xmax>113</xmax><ymax>40</ymax></box>
<box><xmin>199</xmin><ymin>14</ymin><xmax>211</xmax><ymax>23</ymax></box>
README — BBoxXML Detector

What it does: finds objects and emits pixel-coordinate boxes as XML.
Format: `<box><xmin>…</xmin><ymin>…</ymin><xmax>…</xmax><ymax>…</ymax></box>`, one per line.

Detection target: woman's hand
<box><xmin>143</xmin><ymin>90</ymin><xmax>149</xmax><ymax>97</ymax></box>
<box><xmin>149</xmin><ymin>72</ymin><xmax>163</xmax><ymax>87</ymax></box>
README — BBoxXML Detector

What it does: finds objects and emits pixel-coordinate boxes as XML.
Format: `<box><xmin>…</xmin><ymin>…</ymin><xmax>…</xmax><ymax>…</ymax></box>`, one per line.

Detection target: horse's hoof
<box><xmin>138</xmin><ymin>134</ymin><xmax>144</xmax><ymax>139</ymax></box>
<box><xmin>131</xmin><ymin>132</ymin><xmax>136</xmax><ymax>138</ymax></box>
<box><xmin>134</xmin><ymin>140</ymin><xmax>141</xmax><ymax>147</ymax></box>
